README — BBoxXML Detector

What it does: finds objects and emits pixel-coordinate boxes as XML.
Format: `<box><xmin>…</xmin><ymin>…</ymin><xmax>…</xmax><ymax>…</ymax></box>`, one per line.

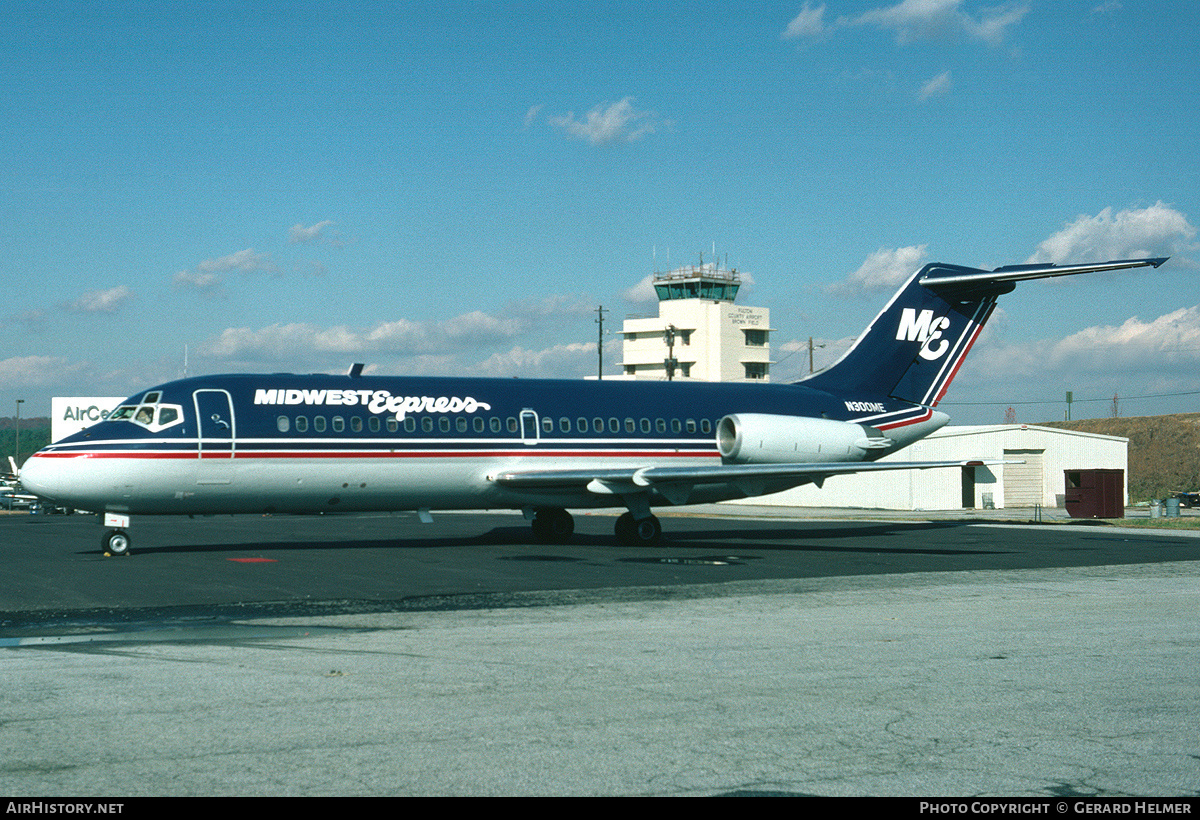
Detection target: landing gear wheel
<box><xmin>531</xmin><ymin>508</ymin><xmax>575</xmax><ymax>544</ymax></box>
<box><xmin>103</xmin><ymin>529</ymin><xmax>131</xmax><ymax>556</ymax></box>
<box><xmin>614</xmin><ymin>512</ymin><xmax>662</xmax><ymax>546</ymax></box>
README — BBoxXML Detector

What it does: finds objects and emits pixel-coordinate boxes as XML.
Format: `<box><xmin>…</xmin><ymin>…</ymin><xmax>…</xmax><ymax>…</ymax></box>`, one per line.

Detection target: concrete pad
<box><xmin>2</xmin><ymin>561</ymin><xmax>1197</xmax><ymax>796</ymax></box>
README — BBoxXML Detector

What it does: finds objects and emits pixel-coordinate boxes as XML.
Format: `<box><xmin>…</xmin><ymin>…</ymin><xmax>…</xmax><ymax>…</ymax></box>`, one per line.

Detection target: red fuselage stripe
<box><xmin>32</xmin><ymin>449</ymin><xmax>719</xmax><ymax>460</ymax></box>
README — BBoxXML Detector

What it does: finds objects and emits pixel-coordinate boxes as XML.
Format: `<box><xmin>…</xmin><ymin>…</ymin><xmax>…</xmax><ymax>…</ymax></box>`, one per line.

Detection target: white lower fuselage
<box><xmin>23</xmin><ymin>409</ymin><xmax>947</xmax><ymax>517</ymax></box>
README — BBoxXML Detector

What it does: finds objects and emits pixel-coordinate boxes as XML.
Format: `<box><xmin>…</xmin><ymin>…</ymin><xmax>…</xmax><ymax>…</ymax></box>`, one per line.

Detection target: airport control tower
<box><xmin>619</xmin><ymin>261</ymin><xmax>771</xmax><ymax>382</ymax></box>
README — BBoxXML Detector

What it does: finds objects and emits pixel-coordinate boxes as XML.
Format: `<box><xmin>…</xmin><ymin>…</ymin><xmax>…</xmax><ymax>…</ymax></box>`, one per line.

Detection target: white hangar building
<box><xmin>727</xmin><ymin>424</ymin><xmax>1129</xmax><ymax>511</ymax></box>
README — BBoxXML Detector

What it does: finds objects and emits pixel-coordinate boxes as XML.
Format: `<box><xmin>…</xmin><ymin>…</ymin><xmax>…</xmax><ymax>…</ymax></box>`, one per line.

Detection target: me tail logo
<box><xmin>896</xmin><ymin>308</ymin><xmax>951</xmax><ymax>361</ymax></box>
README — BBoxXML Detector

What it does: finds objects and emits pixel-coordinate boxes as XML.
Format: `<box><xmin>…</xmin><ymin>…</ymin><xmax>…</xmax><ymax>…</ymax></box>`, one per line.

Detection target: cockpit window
<box><xmin>109</xmin><ymin>400</ymin><xmax>184</xmax><ymax>432</ymax></box>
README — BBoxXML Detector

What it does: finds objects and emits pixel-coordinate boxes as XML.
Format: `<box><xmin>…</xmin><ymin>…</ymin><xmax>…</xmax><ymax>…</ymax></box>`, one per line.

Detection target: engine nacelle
<box><xmin>716</xmin><ymin>413</ymin><xmax>889</xmax><ymax>464</ymax></box>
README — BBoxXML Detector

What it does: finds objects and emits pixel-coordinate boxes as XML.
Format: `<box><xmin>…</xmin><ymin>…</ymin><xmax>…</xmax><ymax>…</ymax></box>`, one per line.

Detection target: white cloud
<box><xmin>1026</xmin><ymin>202</ymin><xmax>1196</xmax><ymax>265</ymax></box>
<box><xmin>197</xmin><ymin>248</ymin><xmax>278</xmax><ymax>275</ymax></box>
<box><xmin>64</xmin><ymin>285</ymin><xmax>134</xmax><ymax>314</ymax></box>
<box><xmin>547</xmin><ymin>98</ymin><xmax>660</xmax><ymax>145</ymax></box>
<box><xmin>782</xmin><ymin>2</ymin><xmax>827</xmax><ymax>39</ymax></box>
<box><xmin>919</xmin><ymin>70</ymin><xmax>952</xmax><ymax>99</ymax></box>
<box><xmin>202</xmin><ymin>310</ymin><xmax>532</xmax><ymax>361</ymax></box>
<box><xmin>289</xmin><ymin>220</ymin><xmax>341</xmax><ymax>246</ymax></box>
<box><xmin>856</xmin><ymin>0</ymin><xmax>1028</xmax><ymax>45</ymax></box>
<box><xmin>950</xmin><ymin>302</ymin><xmax>1200</xmax><ymax>415</ymax></box>
<box><xmin>0</xmin><ymin>355</ymin><xmax>82</xmax><ymax>386</ymax></box>
<box><xmin>793</xmin><ymin>0</ymin><xmax>1029</xmax><ymax>46</ymax></box>
<box><xmin>467</xmin><ymin>343</ymin><xmax>596</xmax><ymax>377</ymax></box>
<box><xmin>623</xmin><ymin>274</ymin><xmax>658</xmax><ymax>303</ymax></box>
<box><xmin>523</xmin><ymin>105</ymin><xmax>542</xmax><ymax>128</ymax></box>
<box><xmin>177</xmin><ymin>245</ymin><xmax>319</xmax><ymax>293</ymax></box>
<box><xmin>1050</xmin><ymin>305</ymin><xmax>1200</xmax><ymax>371</ymax></box>
<box><xmin>173</xmin><ymin>270</ymin><xmax>223</xmax><ymax>293</ymax></box>
<box><xmin>828</xmin><ymin>245</ymin><xmax>928</xmax><ymax>294</ymax></box>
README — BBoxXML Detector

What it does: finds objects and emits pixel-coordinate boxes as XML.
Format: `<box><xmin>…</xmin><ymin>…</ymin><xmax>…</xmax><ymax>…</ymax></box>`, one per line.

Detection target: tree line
<box><xmin>0</xmin><ymin>423</ymin><xmax>52</xmax><ymax>470</ymax></box>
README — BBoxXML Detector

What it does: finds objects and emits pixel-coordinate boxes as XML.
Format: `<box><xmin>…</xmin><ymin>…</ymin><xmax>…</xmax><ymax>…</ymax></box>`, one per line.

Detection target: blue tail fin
<box><xmin>801</xmin><ymin>257</ymin><xmax>1167</xmax><ymax>407</ymax></box>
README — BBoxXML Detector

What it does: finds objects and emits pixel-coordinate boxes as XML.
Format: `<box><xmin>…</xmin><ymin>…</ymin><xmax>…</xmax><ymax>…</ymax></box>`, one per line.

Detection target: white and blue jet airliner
<box><xmin>20</xmin><ymin>256</ymin><xmax>1165</xmax><ymax>555</ymax></box>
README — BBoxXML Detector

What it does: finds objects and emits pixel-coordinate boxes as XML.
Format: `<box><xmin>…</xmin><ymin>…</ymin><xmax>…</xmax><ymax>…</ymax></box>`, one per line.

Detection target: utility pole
<box><xmin>15</xmin><ymin>399</ymin><xmax>23</xmax><ymax>471</ymax></box>
<box><xmin>808</xmin><ymin>336</ymin><xmax>826</xmax><ymax>373</ymax></box>
<box><xmin>1065</xmin><ymin>391</ymin><xmax>1073</xmax><ymax>421</ymax></box>
<box><xmin>664</xmin><ymin>324</ymin><xmax>677</xmax><ymax>381</ymax></box>
<box><xmin>595</xmin><ymin>306</ymin><xmax>608</xmax><ymax>380</ymax></box>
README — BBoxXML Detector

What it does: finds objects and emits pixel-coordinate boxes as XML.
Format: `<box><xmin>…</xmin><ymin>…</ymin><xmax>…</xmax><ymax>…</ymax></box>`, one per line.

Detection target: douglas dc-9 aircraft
<box><xmin>21</xmin><ymin>256</ymin><xmax>1165</xmax><ymax>555</ymax></box>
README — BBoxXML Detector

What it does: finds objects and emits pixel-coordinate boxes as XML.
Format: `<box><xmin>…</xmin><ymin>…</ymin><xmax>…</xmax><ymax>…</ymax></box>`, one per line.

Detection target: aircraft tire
<box><xmin>532</xmin><ymin>508</ymin><xmax>574</xmax><ymax>543</ymax></box>
<box><xmin>103</xmin><ymin>529</ymin><xmax>131</xmax><ymax>557</ymax></box>
<box><xmin>615</xmin><ymin>512</ymin><xmax>661</xmax><ymax>546</ymax></box>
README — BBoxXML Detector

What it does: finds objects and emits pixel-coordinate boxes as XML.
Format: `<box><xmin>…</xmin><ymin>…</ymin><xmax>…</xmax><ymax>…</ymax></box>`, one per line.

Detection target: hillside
<box><xmin>0</xmin><ymin>417</ymin><xmax>51</xmax><ymax>471</ymax></box>
<box><xmin>1040</xmin><ymin>413</ymin><xmax>1200</xmax><ymax>502</ymax></box>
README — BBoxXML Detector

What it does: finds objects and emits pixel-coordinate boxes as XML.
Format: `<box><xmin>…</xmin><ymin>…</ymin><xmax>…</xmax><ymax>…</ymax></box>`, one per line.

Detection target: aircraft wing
<box><xmin>493</xmin><ymin>458</ymin><xmax>1005</xmax><ymax>505</ymax></box>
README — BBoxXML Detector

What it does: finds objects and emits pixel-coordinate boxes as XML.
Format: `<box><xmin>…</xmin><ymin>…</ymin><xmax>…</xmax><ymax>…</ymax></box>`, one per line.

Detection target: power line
<box><xmin>942</xmin><ymin>388</ymin><xmax>1200</xmax><ymax>408</ymax></box>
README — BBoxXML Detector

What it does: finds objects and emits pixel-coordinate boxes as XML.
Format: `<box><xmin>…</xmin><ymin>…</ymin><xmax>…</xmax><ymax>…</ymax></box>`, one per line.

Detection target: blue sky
<box><xmin>2</xmin><ymin>0</ymin><xmax>1198</xmax><ymax>425</ymax></box>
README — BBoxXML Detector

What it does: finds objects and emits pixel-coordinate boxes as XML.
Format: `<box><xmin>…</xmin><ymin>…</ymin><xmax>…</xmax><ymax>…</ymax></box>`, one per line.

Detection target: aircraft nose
<box><xmin>17</xmin><ymin>452</ymin><xmax>56</xmax><ymax>498</ymax></box>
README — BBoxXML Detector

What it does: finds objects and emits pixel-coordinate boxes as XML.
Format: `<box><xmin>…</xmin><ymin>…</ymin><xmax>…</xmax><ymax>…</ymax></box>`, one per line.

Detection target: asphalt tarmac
<box><xmin>2</xmin><ymin>508</ymin><xmax>1198</xmax><ymax>797</ymax></box>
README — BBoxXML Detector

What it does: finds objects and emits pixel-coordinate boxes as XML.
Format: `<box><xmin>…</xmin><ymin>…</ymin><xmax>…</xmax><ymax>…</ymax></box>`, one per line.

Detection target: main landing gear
<box><xmin>614</xmin><ymin>511</ymin><xmax>662</xmax><ymax>546</ymax></box>
<box><xmin>530</xmin><ymin>507</ymin><xmax>575</xmax><ymax>544</ymax></box>
<box><xmin>528</xmin><ymin>507</ymin><xmax>663</xmax><ymax>546</ymax></box>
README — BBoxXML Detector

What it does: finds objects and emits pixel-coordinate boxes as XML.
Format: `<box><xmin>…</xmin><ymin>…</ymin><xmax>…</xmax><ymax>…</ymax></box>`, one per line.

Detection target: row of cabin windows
<box><xmin>276</xmin><ymin>414</ymin><xmax>715</xmax><ymax>436</ymax></box>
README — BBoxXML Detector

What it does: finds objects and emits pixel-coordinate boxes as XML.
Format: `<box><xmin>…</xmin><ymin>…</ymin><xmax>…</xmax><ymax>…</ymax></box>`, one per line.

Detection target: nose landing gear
<box><xmin>101</xmin><ymin>512</ymin><xmax>132</xmax><ymax>556</ymax></box>
<box><xmin>103</xmin><ymin>529</ymin><xmax>131</xmax><ymax>557</ymax></box>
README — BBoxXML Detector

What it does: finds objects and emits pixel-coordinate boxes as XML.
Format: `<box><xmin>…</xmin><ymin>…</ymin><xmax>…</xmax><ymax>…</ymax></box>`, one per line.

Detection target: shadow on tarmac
<box><xmin>85</xmin><ymin>519</ymin><xmax>1004</xmax><ymax>559</ymax></box>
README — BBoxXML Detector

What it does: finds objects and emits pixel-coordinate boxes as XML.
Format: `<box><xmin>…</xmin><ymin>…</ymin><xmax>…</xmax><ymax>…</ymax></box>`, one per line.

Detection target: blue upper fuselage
<box><xmin>47</xmin><ymin>372</ymin><xmax>920</xmax><ymax>451</ymax></box>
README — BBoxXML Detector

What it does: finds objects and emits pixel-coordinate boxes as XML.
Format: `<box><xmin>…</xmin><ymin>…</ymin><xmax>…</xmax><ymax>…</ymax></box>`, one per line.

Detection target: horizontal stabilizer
<box><xmin>920</xmin><ymin>257</ymin><xmax>1167</xmax><ymax>290</ymax></box>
